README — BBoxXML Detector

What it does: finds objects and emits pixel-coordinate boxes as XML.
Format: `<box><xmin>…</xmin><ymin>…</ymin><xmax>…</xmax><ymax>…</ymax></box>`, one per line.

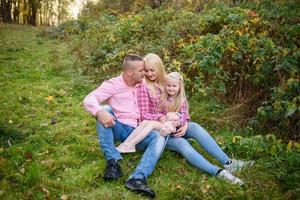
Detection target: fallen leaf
<box><xmin>38</xmin><ymin>150</ymin><xmax>49</xmax><ymax>156</ymax></box>
<box><xmin>40</xmin><ymin>121</ymin><xmax>49</xmax><ymax>127</ymax></box>
<box><xmin>248</xmin><ymin>10</ymin><xmax>258</xmax><ymax>17</ymax></box>
<box><xmin>41</xmin><ymin>187</ymin><xmax>50</xmax><ymax>200</ymax></box>
<box><xmin>25</xmin><ymin>152</ymin><xmax>33</xmax><ymax>160</ymax></box>
<box><xmin>176</xmin><ymin>184</ymin><xmax>182</xmax><ymax>189</ymax></box>
<box><xmin>0</xmin><ymin>157</ymin><xmax>6</xmax><ymax>164</ymax></box>
<box><xmin>20</xmin><ymin>168</ymin><xmax>25</xmax><ymax>174</ymax></box>
<box><xmin>61</xmin><ymin>194</ymin><xmax>69</xmax><ymax>200</ymax></box>
<box><xmin>40</xmin><ymin>159</ymin><xmax>53</xmax><ymax>166</ymax></box>
<box><xmin>45</xmin><ymin>96</ymin><xmax>54</xmax><ymax>102</ymax></box>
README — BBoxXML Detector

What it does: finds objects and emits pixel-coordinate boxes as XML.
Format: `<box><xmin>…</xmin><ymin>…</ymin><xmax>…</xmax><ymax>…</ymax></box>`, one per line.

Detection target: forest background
<box><xmin>0</xmin><ymin>0</ymin><xmax>299</xmax><ymax>199</ymax></box>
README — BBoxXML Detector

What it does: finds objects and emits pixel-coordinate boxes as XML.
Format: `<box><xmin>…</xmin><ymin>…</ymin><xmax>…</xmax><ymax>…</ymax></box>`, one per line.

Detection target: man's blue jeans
<box><xmin>166</xmin><ymin>122</ymin><xmax>231</xmax><ymax>176</ymax></box>
<box><xmin>96</xmin><ymin>106</ymin><xmax>165</xmax><ymax>179</ymax></box>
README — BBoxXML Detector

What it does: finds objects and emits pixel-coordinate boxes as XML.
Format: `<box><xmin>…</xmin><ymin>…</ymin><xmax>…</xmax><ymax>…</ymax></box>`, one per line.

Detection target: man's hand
<box><xmin>96</xmin><ymin>109</ymin><xmax>116</xmax><ymax>128</ymax></box>
<box><xmin>173</xmin><ymin>123</ymin><xmax>188</xmax><ymax>137</ymax></box>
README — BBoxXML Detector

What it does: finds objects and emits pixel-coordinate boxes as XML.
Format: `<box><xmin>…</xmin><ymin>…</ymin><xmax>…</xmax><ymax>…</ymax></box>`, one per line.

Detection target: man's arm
<box><xmin>83</xmin><ymin>80</ymin><xmax>116</xmax><ymax>127</ymax></box>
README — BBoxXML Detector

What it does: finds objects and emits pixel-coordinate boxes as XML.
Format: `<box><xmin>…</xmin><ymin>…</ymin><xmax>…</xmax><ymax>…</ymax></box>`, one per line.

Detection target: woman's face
<box><xmin>145</xmin><ymin>64</ymin><xmax>157</xmax><ymax>82</ymax></box>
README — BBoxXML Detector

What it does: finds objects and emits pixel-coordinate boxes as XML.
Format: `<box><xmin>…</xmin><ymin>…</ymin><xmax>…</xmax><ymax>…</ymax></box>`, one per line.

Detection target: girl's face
<box><xmin>145</xmin><ymin>64</ymin><xmax>157</xmax><ymax>82</ymax></box>
<box><xmin>165</xmin><ymin>78</ymin><xmax>180</xmax><ymax>98</ymax></box>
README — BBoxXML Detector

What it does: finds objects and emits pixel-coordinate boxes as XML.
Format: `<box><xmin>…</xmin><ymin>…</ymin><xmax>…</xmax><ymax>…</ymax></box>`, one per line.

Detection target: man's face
<box><xmin>131</xmin><ymin>61</ymin><xmax>145</xmax><ymax>83</ymax></box>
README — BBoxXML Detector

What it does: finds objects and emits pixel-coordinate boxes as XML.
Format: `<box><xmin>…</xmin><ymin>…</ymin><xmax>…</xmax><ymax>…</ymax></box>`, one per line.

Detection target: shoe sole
<box><xmin>103</xmin><ymin>173</ymin><xmax>123</xmax><ymax>181</ymax></box>
<box><xmin>125</xmin><ymin>183</ymin><xmax>155</xmax><ymax>198</ymax></box>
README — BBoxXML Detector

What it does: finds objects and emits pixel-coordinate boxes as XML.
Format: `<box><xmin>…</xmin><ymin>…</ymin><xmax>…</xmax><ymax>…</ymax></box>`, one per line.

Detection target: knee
<box><xmin>168</xmin><ymin>138</ymin><xmax>191</xmax><ymax>152</ymax></box>
<box><xmin>148</xmin><ymin>131</ymin><xmax>165</xmax><ymax>144</ymax></box>
<box><xmin>188</xmin><ymin>122</ymin><xmax>206</xmax><ymax>135</ymax></box>
<box><xmin>188</xmin><ymin>122</ymin><xmax>200</xmax><ymax>130</ymax></box>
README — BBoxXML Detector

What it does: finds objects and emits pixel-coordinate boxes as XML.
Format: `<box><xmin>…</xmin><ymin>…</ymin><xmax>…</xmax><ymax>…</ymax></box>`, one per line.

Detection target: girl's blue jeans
<box><xmin>166</xmin><ymin>122</ymin><xmax>231</xmax><ymax>176</ymax></box>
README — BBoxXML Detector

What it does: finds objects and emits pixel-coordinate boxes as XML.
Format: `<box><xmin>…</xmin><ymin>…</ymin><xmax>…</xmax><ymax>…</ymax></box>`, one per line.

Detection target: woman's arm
<box><xmin>138</xmin><ymin>84</ymin><xmax>164</xmax><ymax>121</ymax></box>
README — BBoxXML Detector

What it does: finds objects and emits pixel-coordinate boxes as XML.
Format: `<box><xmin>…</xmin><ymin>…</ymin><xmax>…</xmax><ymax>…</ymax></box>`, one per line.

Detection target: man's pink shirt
<box><xmin>83</xmin><ymin>74</ymin><xmax>141</xmax><ymax>127</ymax></box>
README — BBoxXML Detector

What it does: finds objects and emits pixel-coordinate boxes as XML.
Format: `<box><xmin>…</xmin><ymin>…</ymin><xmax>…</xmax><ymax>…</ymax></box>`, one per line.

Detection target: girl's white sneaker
<box><xmin>217</xmin><ymin>170</ymin><xmax>244</xmax><ymax>185</ymax></box>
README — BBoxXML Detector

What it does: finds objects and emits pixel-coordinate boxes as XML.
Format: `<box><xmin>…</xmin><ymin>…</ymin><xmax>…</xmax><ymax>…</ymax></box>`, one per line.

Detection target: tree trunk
<box><xmin>1</xmin><ymin>0</ymin><xmax>12</xmax><ymax>23</ymax></box>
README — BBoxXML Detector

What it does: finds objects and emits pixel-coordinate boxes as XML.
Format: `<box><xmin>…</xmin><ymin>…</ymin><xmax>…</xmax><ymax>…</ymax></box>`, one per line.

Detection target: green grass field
<box><xmin>0</xmin><ymin>24</ymin><xmax>299</xmax><ymax>200</ymax></box>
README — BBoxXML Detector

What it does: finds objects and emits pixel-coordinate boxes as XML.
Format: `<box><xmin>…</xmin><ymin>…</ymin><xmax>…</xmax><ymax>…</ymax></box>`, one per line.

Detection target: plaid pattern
<box><xmin>137</xmin><ymin>84</ymin><xmax>190</xmax><ymax>126</ymax></box>
<box><xmin>159</xmin><ymin>98</ymin><xmax>190</xmax><ymax>127</ymax></box>
<box><xmin>137</xmin><ymin>84</ymin><xmax>164</xmax><ymax>122</ymax></box>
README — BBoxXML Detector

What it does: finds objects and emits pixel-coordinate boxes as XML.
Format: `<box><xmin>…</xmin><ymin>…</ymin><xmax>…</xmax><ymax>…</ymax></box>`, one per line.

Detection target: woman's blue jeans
<box><xmin>166</xmin><ymin>122</ymin><xmax>231</xmax><ymax>176</ymax></box>
<box><xmin>96</xmin><ymin>106</ymin><xmax>165</xmax><ymax>179</ymax></box>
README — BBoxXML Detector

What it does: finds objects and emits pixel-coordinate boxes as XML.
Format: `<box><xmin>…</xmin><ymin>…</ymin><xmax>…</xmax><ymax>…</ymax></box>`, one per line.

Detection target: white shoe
<box><xmin>217</xmin><ymin>170</ymin><xmax>244</xmax><ymax>185</ymax></box>
<box><xmin>224</xmin><ymin>159</ymin><xmax>254</xmax><ymax>173</ymax></box>
<box><xmin>116</xmin><ymin>143</ymin><xmax>136</xmax><ymax>153</ymax></box>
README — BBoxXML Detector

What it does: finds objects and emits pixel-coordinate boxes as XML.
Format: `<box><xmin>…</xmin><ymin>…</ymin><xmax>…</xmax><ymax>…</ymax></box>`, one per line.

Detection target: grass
<box><xmin>0</xmin><ymin>24</ymin><xmax>299</xmax><ymax>200</ymax></box>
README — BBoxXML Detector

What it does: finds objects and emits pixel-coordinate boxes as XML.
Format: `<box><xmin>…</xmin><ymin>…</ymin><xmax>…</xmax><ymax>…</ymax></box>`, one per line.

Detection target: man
<box><xmin>83</xmin><ymin>54</ymin><xmax>165</xmax><ymax>198</ymax></box>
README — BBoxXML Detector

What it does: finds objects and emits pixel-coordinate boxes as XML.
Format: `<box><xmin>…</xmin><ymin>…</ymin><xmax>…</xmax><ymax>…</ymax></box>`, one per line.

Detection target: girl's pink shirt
<box><xmin>138</xmin><ymin>84</ymin><xmax>190</xmax><ymax>126</ymax></box>
<box><xmin>83</xmin><ymin>74</ymin><xmax>141</xmax><ymax>127</ymax></box>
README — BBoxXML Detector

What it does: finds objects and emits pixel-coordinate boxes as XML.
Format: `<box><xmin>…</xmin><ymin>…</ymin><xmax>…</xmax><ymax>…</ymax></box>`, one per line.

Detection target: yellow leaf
<box><xmin>20</xmin><ymin>168</ymin><xmax>25</xmax><ymax>174</ymax></box>
<box><xmin>282</xmin><ymin>48</ymin><xmax>289</xmax><ymax>56</ymax></box>
<box><xmin>45</xmin><ymin>96</ymin><xmax>54</xmax><ymax>102</ymax></box>
<box><xmin>251</xmin><ymin>17</ymin><xmax>260</xmax><ymax>24</ymax></box>
<box><xmin>287</xmin><ymin>140</ymin><xmax>293</xmax><ymax>151</ymax></box>
<box><xmin>42</xmin><ymin>187</ymin><xmax>50</xmax><ymax>200</ymax></box>
<box><xmin>60</xmin><ymin>194</ymin><xmax>69</xmax><ymax>200</ymax></box>
<box><xmin>294</xmin><ymin>142</ymin><xmax>300</xmax><ymax>149</ymax></box>
<box><xmin>232</xmin><ymin>137</ymin><xmax>236</xmax><ymax>144</ymax></box>
<box><xmin>235</xmin><ymin>30</ymin><xmax>243</xmax><ymax>36</ymax></box>
<box><xmin>270</xmin><ymin>145</ymin><xmax>277</xmax><ymax>155</ymax></box>
<box><xmin>9</xmin><ymin>120</ymin><xmax>13</xmax><ymax>124</ymax></box>
<box><xmin>176</xmin><ymin>184</ymin><xmax>182</xmax><ymax>189</ymax></box>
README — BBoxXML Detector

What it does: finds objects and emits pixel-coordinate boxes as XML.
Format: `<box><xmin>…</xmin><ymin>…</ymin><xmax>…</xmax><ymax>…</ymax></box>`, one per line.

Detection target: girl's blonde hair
<box><xmin>159</xmin><ymin>72</ymin><xmax>186</xmax><ymax>112</ymax></box>
<box><xmin>144</xmin><ymin>53</ymin><xmax>166</xmax><ymax>96</ymax></box>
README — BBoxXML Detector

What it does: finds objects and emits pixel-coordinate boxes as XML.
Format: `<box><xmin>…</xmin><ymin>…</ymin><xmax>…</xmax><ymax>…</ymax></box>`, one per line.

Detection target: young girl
<box><xmin>116</xmin><ymin>72</ymin><xmax>188</xmax><ymax>153</ymax></box>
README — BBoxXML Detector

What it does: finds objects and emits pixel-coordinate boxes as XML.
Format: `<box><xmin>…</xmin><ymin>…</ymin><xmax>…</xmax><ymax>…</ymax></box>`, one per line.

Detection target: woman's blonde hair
<box><xmin>144</xmin><ymin>53</ymin><xmax>166</xmax><ymax>96</ymax></box>
<box><xmin>159</xmin><ymin>72</ymin><xmax>186</xmax><ymax>112</ymax></box>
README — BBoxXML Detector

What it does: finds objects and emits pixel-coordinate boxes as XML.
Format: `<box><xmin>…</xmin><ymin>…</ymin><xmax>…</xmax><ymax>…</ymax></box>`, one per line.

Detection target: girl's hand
<box><xmin>159</xmin><ymin>115</ymin><xmax>167</xmax><ymax>123</ymax></box>
<box><xmin>173</xmin><ymin>123</ymin><xmax>188</xmax><ymax>137</ymax></box>
<box><xmin>173</xmin><ymin>120</ymin><xmax>181</xmax><ymax>128</ymax></box>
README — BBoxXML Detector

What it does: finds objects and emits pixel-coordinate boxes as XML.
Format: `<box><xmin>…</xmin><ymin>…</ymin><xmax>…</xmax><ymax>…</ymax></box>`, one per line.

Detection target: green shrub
<box><xmin>41</xmin><ymin>0</ymin><xmax>299</xmax><ymax>139</ymax></box>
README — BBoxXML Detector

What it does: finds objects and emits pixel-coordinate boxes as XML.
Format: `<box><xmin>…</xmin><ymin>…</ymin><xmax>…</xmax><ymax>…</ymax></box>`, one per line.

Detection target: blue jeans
<box><xmin>166</xmin><ymin>122</ymin><xmax>231</xmax><ymax>176</ymax></box>
<box><xmin>96</xmin><ymin>106</ymin><xmax>165</xmax><ymax>179</ymax></box>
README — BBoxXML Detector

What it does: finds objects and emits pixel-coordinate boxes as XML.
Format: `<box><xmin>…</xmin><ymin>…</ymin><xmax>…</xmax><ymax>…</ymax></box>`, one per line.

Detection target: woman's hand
<box><xmin>159</xmin><ymin>115</ymin><xmax>167</xmax><ymax>123</ymax></box>
<box><xmin>96</xmin><ymin>109</ymin><xmax>116</xmax><ymax>128</ymax></box>
<box><xmin>173</xmin><ymin>123</ymin><xmax>188</xmax><ymax>137</ymax></box>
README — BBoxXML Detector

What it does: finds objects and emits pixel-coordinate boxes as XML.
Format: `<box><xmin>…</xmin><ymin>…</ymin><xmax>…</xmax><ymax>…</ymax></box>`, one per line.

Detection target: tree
<box><xmin>1</xmin><ymin>0</ymin><xmax>12</xmax><ymax>23</ymax></box>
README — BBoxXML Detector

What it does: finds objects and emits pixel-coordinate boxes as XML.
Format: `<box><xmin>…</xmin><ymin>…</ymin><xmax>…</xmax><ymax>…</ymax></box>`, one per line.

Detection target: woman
<box><xmin>138</xmin><ymin>53</ymin><xmax>254</xmax><ymax>185</ymax></box>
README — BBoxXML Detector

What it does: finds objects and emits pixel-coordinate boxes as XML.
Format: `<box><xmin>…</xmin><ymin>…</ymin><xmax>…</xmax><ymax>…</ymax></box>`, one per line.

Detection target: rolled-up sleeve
<box><xmin>179</xmin><ymin>99</ymin><xmax>190</xmax><ymax>126</ymax></box>
<box><xmin>83</xmin><ymin>81</ymin><xmax>114</xmax><ymax>116</ymax></box>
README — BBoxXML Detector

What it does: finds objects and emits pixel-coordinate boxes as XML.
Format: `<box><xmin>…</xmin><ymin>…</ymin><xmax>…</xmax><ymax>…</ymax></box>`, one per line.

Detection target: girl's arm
<box><xmin>179</xmin><ymin>99</ymin><xmax>190</xmax><ymax>126</ymax></box>
<box><xmin>138</xmin><ymin>84</ymin><xmax>164</xmax><ymax>121</ymax></box>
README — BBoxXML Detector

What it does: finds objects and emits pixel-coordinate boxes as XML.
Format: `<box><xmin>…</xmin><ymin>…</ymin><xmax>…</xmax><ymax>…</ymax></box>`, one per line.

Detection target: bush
<box><xmin>42</xmin><ymin>0</ymin><xmax>299</xmax><ymax>139</ymax></box>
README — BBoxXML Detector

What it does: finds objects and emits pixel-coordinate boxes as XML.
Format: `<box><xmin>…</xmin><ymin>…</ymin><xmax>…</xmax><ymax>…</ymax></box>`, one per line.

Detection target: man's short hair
<box><xmin>123</xmin><ymin>54</ymin><xmax>144</xmax><ymax>69</ymax></box>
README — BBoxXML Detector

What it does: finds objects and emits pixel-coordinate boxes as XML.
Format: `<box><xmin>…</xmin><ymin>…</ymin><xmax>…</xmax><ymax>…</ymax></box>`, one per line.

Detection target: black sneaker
<box><xmin>125</xmin><ymin>178</ymin><xmax>156</xmax><ymax>198</ymax></box>
<box><xmin>103</xmin><ymin>159</ymin><xmax>123</xmax><ymax>181</ymax></box>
